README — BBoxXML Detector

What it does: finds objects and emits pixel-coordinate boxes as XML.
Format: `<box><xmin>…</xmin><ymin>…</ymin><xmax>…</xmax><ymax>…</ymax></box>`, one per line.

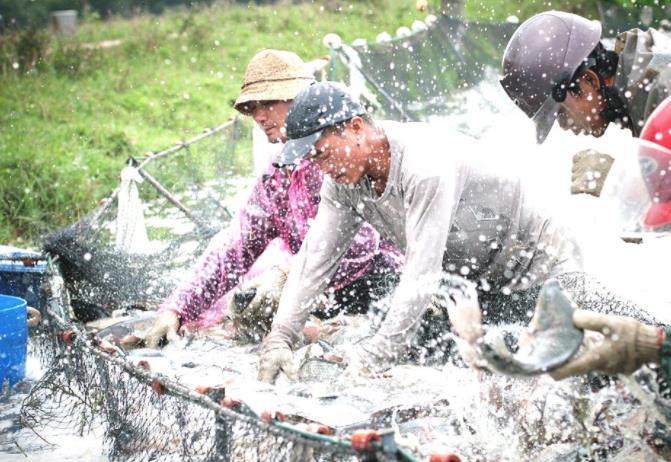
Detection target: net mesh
<box><xmin>22</xmin><ymin>14</ymin><xmax>668</xmax><ymax>462</ymax></box>
<box><xmin>23</xmin><ymin>112</ymin><xmax>420</xmax><ymax>459</ymax></box>
<box><xmin>40</xmin><ymin>117</ymin><xmax>250</xmax><ymax>322</ymax></box>
<box><xmin>24</xmin><ymin>267</ymin><xmax>386</xmax><ymax>461</ymax></box>
<box><xmin>336</xmin><ymin>16</ymin><xmax>516</xmax><ymax>122</ymax></box>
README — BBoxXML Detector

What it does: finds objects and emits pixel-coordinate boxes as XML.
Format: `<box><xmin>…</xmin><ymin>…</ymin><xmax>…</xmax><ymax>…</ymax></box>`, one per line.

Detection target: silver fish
<box><xmin>477</xmin><ymin>278</ymin><xmax>584</xmax><ymax>376</ymax></box>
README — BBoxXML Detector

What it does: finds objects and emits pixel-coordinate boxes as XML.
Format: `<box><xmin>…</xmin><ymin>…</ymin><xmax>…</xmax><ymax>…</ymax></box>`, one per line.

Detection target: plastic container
<box><xmin>49</xmin><ymin>10</ymin><xmax>78</xmax><ymax>36</ymax></box>
<box><xmin>0</xmin><ymin>246</ymin><xmax>46</xmax><ymax>310</ymax></box>
<box><xmin>0</xmin><ymin>294</ymin><xmax>28</xmax><ymax>387</ymax></box>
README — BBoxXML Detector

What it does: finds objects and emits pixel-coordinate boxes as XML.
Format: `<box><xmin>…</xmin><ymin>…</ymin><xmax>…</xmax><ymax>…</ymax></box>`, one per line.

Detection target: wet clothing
<box><xmin>613</xmin><ymin>28</ymin><xmax>671</xmax><ymax>137</ymax></box>
<box><xmin>271</xmin><ymin>121</ymin><xmax>582</xmax><ymax>356</ymax></box>
<box><xmin>160</xmin><ymin>159</ymin><xmax>402</xmax><ymax>329</ymax></box>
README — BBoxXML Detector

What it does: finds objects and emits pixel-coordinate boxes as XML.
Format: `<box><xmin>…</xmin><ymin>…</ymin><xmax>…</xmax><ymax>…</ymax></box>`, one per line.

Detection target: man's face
<box><xmin>310</xmin><ymin>127</ymin><xmax>366</xmax><ymax>186</ymax></box>
<box><xmin>556</xmin><ymin>75</ymin><xmax>609</xmax><ymax>137</ymax></box>
<box><xmin>248</xmin><ymin>100</ymin><xmax>291</xmax><ymax>143</ymax></box>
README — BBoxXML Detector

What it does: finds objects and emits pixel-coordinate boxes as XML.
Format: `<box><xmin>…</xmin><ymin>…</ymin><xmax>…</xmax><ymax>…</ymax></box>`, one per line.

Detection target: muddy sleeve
<box><xmin>270</xmin><ymin>178</ymin><xmax>364</xmax><ymax>347</ymax></box>
<box><xmin>159</xmin><ymin>175</ymin><xmax>279</xmax><ymax>324</ymax></box>
<box><xmin>368</xmin><ymin>173</ymin><xmax>460</xmax><ymax>357</ymax></box>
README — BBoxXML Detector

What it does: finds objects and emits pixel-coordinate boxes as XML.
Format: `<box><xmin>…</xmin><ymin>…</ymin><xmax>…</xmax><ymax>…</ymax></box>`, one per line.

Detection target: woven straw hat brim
<box><xmin>234</xmin><ymin>77</ymin><xmax>314</xmax><ymax>114</ymax></box>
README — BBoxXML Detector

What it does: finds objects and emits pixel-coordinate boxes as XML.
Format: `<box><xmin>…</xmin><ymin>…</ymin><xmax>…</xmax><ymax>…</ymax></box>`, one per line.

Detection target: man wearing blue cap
<box><xmin>257</xmin><ymin>82</ymin><xmax>660</xmax><ymax>383</ymax></box>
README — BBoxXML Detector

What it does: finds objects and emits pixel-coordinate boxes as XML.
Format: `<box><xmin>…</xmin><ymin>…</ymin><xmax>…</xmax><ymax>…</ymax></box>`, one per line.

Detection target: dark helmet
<box><xmin>500</xmin><ymin>11</ymin><xmax>602</xmax><ymax>143</ymax></box>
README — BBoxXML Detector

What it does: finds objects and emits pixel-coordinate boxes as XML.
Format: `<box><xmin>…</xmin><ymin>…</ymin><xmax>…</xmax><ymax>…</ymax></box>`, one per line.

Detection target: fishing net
<box><xmin>597</xmin><ymin>1</ymin><xmax>671</xmax><ymax>37</ymax></box>
<box><xmin>40</xmin><ymin>117</ymin><xmax>250</xmax><ymax>323</ymax></box>
<box><xmin>18</xmin><ymin>14</ymin><xmax>671</xmax><ymax>462</ymax></box>
<box><xmin>21</xmin><ymin>272</ymin><xmax>380</xmax><ymax>461</ymax></box>
<box><xmin>334</xmin><ymin>16</ymin><xmax>517</xmax><ymax>122</ymax></box>
<box><xmin>21</xmin><ymin>114</ymin><xmax>423</xmax><ymax>460</ymax></box>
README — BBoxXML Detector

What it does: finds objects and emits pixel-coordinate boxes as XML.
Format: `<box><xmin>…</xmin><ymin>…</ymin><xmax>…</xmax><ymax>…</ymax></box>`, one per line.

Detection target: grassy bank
<box><xmin>0</xmin><ymin>0</ymin><xmax>598</xmax><ymax>246</ymax></box>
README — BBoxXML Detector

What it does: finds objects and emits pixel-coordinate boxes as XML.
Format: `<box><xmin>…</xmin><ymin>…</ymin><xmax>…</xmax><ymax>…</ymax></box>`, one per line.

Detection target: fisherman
<box><xmin>551</xmin><ymin>97</ymin><xmax>671</xmax><ymax>381</ymax></box>
<box><xmin>144</xmin><ymin>50</ymin><xmax>401</xmax><ymax>348</ymax></box>
<box><xmin>500</xmin><ymin>11</ymin><xmax>671</xmax><ymax>196</ymax></box>
<box><xmin>257</xmin><ymin>81</ymin><xmax>660</xmax><ymax>383</ymax></box>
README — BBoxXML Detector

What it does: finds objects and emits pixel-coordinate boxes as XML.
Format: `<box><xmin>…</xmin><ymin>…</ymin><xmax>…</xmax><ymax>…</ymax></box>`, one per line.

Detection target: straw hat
<box><xmin>234</xmin><ymin>49</ymin><xmax>315</xmax><ymax>114</ymax></box>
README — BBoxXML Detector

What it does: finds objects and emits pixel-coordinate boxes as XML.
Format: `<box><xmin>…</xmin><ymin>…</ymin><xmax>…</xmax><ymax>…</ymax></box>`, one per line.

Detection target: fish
<box><xmin>476</xmin><ymin>278</ymin><xmax>584</xmax><ymax>376</ymax></box>
<box><xmin>88</xmin><ymin>311</ymin><xmax>160</xmax><ymax>350</ymax></box>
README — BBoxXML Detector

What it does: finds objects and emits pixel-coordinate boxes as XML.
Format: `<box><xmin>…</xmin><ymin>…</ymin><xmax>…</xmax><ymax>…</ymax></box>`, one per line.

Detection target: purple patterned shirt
<box><xmin>160</xmin><ymin>159</ymin><xmax>402</xmax><ymax>328</ymax></box>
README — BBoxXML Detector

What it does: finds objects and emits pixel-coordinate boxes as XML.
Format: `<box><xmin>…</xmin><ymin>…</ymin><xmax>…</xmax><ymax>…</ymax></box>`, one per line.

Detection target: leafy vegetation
<box><xmin>0</xmin><ymin>0</ymin><xmax>633</xmax><ymax>245</ymax></box>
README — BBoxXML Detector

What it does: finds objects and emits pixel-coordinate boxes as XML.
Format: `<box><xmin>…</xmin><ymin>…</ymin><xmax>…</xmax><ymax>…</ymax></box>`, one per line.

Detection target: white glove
<box><xmin>144</xmin><ymin>310</ymin><xmax>180</xmax><ymax>348</ymax></box>
<box><xmin>229</xmin><ymin>267</ymin><xmax>287</xmax><ymax>341</ymax></box>
<box><xmin>550</xmin><ymin>310</ymin><xmax>662</xmax><ymax>380</ymax></box>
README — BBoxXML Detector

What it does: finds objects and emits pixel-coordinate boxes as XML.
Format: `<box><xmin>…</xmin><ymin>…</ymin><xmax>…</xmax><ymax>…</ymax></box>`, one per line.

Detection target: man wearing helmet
<box><xmin>501</xmin><ymin>11</ymin><xmax>671</xmax><ymax>196</ymax></box>
<box><xmin>144</xmin><ymin>50</ymin><xmax>401</xmax><ymax>348</ymax></box>
<box><xmin>535</xmin><ymin>97</ymin><xmax>671</xmax><ymax>382</ymax></box>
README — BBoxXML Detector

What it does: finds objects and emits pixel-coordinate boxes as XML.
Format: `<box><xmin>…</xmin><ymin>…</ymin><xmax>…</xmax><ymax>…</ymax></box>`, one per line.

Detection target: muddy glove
<box><xmin>144</xmin><ymin>310</ymin><xmax>180</xmax><ymax>348</ymax></box>
<box><xmin>570</xmin><ymin>150</ymin><xmax>614</xmax><ymax>197</ymax></box>
<box><xmin>550</xmin><ymin>310</ymin><xmax>662</xmax><ymax>380</ymax></box>
<box><xmin>257</xmin><ymin>326</ymin><xmax>298</xmax><ymax>384</ymax></box>
<box><xmin>229</xmin><ymin>266</ymin><xmax>288</xmax><ymax>341</ymax></box>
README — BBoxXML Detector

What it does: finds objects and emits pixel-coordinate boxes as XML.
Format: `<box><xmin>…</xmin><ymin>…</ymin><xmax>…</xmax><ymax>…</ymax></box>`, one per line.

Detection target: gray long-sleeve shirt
<box><xmin>271</xmin><ymin>121</ymin><xmax>582</xmax><ymax>352</ymax></box>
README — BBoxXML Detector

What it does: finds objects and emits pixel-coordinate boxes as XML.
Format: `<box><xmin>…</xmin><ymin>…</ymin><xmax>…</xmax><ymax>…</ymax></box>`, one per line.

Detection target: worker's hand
<box><xmin>257</xmin><ymin>331</ymin><xmax>297</xmax><ymax>384</ymax></box>
<box><xmin>144</xmin><ymin>310</ymin><xmax>180</xmax><ymax>348</ymax></box>
<box><xmin>434</xmin><ymin>274</ymin><xmax>486</xmax><ymax>368</ymax></box>
<box><xmin>550</xmin><ymin>310</ymin><xmax>661</xmax><ymax>380</ymax></box>
<box><xmin>570</xmin><ymin>150</ymin><xmax>614</xmax><ymax>197</ymax></box>
<box><xmin>229</xmin><ymin>266</ymin><xmax>288</xmax><ymax>341</ymax></box>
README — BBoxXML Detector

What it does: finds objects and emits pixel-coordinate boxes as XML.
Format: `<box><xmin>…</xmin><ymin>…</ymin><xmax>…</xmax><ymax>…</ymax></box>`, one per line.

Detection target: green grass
<box><xmin>0</xmin><ymin>0</ymin><xmax>598</xmax><ymax>246</ymax></box>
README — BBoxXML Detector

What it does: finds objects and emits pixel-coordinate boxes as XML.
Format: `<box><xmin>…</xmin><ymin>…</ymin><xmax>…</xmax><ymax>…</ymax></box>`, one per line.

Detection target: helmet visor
<box><xmin>531</xmin><ymin>96</ymin><xmax>561</xmax><ymax>144</ymax></box>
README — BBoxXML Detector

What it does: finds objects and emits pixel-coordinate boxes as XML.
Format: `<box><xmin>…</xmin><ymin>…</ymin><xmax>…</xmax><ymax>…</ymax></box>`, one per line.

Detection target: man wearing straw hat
<box><xmin>145</xmin><ymin>50</ymin><xmax>402</xmax><ymax>349</ymax></box>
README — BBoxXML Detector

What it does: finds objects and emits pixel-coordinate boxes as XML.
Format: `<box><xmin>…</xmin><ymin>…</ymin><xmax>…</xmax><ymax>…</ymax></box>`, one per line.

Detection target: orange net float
<box><xmin>260</xmin><ymin>410</ymin><xmax>286</xmax><ymax>424</ymax></box>
<box><xmin>430</xmin><ymin>452</ymin><xmax>462</xmax><ymax>462</ymax></box>
<box><xmin>221</xmin><ymin>397</ymin><xmax>241</xmax><ymax>409</ymax></box>
<box><xmin>150</xmin><ymin>379</ymin><xmax>165</xmax><ymax>395</ymax></box>
<box><xmin>136</xmin><ymin>360</ymin><xmax>151</xmax><ymax>370</ymax></box>
<box><xmin>58</xmin><ymin>330</ymin><xmax>76</xmax><ymax>344</ymax></box>
<box><xmin>195</xmin><ymin>385</ymin><xmax>226</xmax><ymax>403</ymax></box>
<box><xmin>295</xmin><ymin>422</ymin><xmax>334</xmax><ymax>436</ymax></box>
<box><xmin>351</xmin><ymin>429</ymin><xmax>381</xmax><ymax>452</ymax></box>
<box><xmin>305</xmin><ymin>423</ymin><xmax>334</xmax><ymax>436</ymax></box>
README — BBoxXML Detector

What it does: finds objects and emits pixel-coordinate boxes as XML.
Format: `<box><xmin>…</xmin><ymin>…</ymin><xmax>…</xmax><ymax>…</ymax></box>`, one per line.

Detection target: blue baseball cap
<box><xmin>274</xmin><ymin>81</ymin><xmax>366</xmax><ymax>167</ymax></box>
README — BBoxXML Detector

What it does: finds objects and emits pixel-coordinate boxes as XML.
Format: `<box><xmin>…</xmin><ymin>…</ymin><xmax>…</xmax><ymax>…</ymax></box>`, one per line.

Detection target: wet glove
<box><xmin>229</xmin><ymin>266</ymin><xmax>288</xmax><ymax>341</ymax></box>
<box><xmin>434</xmin><ymin>274</ymin><xmax>485</xmax><ymax>369</ymax></box>
<box><xmin>144</xmin><ymin>310</ymin><xmax>180</xmax><ymax>348</ymax></box>
<box><xmin>550</xmin><ymin>310</ymin><xmax>662</xmax><ymax>379</ymax></box>
<box><xmin>570</xmin><ymin>150</ymin><xmax>614</xmax><ymax>197</ymax></box>
<box><xmin>257</xmin><ymin>327</ymin><xmax>298</xmax><ymax>384</ymax></box>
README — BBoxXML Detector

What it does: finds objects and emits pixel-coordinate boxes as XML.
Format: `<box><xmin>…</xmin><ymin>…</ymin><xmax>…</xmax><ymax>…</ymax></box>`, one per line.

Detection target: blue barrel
<box><xmin>0</xmin><ymin>294</ymin><xmax>28</xmax><ymax>387</ymax></box>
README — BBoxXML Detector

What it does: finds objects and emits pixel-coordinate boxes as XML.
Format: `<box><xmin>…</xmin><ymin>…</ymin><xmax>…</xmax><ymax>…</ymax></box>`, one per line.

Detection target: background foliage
<box><xmin>0</xmin><ymin>0</ymin><xmax>662</xmax><ymax>245</ymax></box>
